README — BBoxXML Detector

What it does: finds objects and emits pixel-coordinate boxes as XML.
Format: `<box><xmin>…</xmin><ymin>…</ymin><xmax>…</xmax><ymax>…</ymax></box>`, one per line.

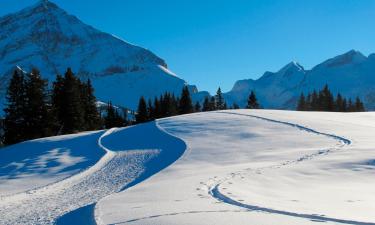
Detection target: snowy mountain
<box><xmin>225</xmin><ymin>50</ymin><xmax>375</xmax><ymax>110</ymax></box>
<box><xmin>0</xmin><ymin>0</ymin><xmax>205</xmax><ymax>110</ymax></box>
<box><xmin>1</xmin><ymin>110</ymin><xmax>375</xmax><ymax>224</ymax></box>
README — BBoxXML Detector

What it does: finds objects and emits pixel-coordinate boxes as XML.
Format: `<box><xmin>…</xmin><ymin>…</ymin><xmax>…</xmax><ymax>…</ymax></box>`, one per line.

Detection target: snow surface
<box><xmin>1</xmin><ymin>110</ymin><xmax>375</xmax><ymax>225</ymax></box>
<box><xmin>97</xmin><ymin>110</ymin><xmax>375</xmax><ymax>225</ymax></box>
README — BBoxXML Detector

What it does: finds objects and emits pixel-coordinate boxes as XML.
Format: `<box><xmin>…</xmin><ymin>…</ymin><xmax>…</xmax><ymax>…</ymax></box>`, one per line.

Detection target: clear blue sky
<box><xmin>2</xmin><ymin>0</ymin><xmax>375</xmax><ymax>93</ymax></box>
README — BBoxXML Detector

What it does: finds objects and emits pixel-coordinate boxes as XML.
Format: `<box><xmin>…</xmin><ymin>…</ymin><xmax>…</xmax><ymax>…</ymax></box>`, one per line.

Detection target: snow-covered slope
<box><xmin>1</xmin><ymin>110</ymin><xmax>375</xmax><ymax>224</ymax></box>
<box><xmin>0</xmin><ymin>0</ymin><xmax>204</xmax><ymax>110</ymax></box>
<box><xmin>225</xmin><ymin>50</ymin><xmax>375</xmax><ymax>110</ymax></box>
<box><xmin>96</xmin><ymin>110</ymin><xmax>375</xmax><ymax>225</ymax></box>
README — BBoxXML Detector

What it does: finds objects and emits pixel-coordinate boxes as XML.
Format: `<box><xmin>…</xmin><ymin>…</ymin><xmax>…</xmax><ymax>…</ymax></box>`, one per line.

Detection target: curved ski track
<box><xmin>0</xmin><ymin>127</ymin><xmax>159</xmax><ymax>225</ymax></box>
<box><xmin>204</xmin><ymin>112</ymin><xmax>374</xmax><ymax>225</ymax></box>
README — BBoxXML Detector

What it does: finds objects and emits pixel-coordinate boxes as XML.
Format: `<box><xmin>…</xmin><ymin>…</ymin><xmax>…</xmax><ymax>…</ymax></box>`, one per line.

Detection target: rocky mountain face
<box><xmin>0</xmin><ymin>0</ymin><xmax>205</xmax><ymax>110</ymax></box>
<box><xmin>225</xmin><ymin>50</ymin><xmax>375</xmax><ymax>110</ymax></box>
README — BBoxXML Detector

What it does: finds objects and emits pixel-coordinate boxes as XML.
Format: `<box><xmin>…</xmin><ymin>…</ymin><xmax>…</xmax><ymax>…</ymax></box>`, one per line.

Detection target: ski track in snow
<box><xmin>0</xmin><ymin>128</ymin><xmax>159</xmax><ymax>225</ymax></box>
<box><xmin>203</xmin><ymin>111</ymin><xmax>374</xmax><ymax>225</ymax></box>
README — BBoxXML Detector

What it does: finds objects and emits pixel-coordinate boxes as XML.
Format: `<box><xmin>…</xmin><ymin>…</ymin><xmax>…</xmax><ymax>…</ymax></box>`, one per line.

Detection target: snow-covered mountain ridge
<box><xmin>0</xmin><ymin>0</ymin><xmax>206</xmax><ymax>110</ymax></box>
<box><xmin>225</xmin><ymin>50</ymin><xmax>375</xmax><ymax>110</ymax></box>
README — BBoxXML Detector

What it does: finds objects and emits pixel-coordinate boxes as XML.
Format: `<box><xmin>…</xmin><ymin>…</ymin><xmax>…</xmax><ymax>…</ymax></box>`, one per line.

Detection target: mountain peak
<box><xmin>278</xmin><ymin>61</ymin><xmax>304</xmax><ymax>74</ymax></box>
<box><xmin>317</xmin><ymin>50</ymin><xmax>367</xmax><ymax>69</ymax></box>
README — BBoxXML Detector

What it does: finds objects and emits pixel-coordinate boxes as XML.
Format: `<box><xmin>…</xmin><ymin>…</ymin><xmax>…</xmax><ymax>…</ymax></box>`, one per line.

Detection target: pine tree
<box><xmin>23</xmin><ymin>69</ymin><xmax>50</xmax><ymax>139</ymax></box>
<box><xmin>60</xmin><ymin>68</ymin><xmax>85</xmax><ymax>134</ymax></box>
<box><xmin>297</xmin><ymin>93</ymin><xmax>307</xmax><ymax>111</ymax></box>
<box><xmin>232</xmin><ymin>103</ymin><xmax>240</xmax><ymax>109</ymax></box>
<box><xmin>311</xmin><ymin>90</ymin><xmax>319</xmax><ymax>111</ymax></box>
<box><xmin>194</xmin><ymin>101</ymin><xmax>201</xmax><ymax>112</ymax></box>
<box><xmin>335</xmin><ymin>93</ymin><xmax>345</xmax><ymax>112</ymax></box>
<box><xmin>355</xmin><ymin>97</ymin><xmax>365</xmax><ymax>112</ymax></box>
<box><xmin>319</xmin><ymin>85</ymin><xmax>334</xmax><ymax>111</ymax></box>
<box><xmin>202</xmin><ymin>96</ymin><xmax>210</xmax><ymax>111</ymax></box>
<box><xmin>3</xmin><ymin>70</ymin><xmax>27</xmax><ymax>145</ymax></box>
<box><xmin>246</xmin><ymin>91</ymin><xmax>260</xmax><ymax>109</ymax></box>
<box><xmin>51</xmin><ymin>74</ymin><xmax>65</xmax><ymax>134</ymax></box>
<box><xmin>148</xmin><ymin>99</ymin><xmax>155</xmax><ymax>120</ymax></box>
<box><xmin>81</xmin><ymin>79</ymin><xmax>101</xmax><ymax>130</ymax></box>
<box><xmin>153</xmin><ymin>97</ymin><xmax>161</xmax><ymax>119</ymax></box>
<box><xmin>215</xmin><ymin>87</ymin><xmax>226</xmax><ymax>110</ymax></box>
<box><xmin>104</xmin><ymin>102</ymin><xmax>124</xmax><ymax>128</ymax></box>
<box><xmin>136</xmin><ymin>96</ymin><xmax>149</xmax><ymax>123</ymax></box>
<box><xmin>209</xmin><ymin>96</ymin><xmax>216</xmax><ymax>111</ymax></box>
<box><xmin>179</xmin><ymin>86</ymin><xmax>193</xmax><ymax>114</ymax></box>
<box><xmin>347</xmin><ymin>99</ymin><xmax>355</xmax><ymax>112</ymax></box>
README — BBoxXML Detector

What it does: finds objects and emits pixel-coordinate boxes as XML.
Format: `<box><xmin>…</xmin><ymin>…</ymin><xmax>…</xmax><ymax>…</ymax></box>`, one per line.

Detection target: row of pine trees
<box><xmin>297</xmin><ymin>85</ymin><xmax>365</xmax><ymax>112</ymax></box>
<box><xmin>3</xmin><ymin>68</ymin><xmax>102</xmax><ymax>145</ymax></box>
<box><xmin>135</xmin><ymin>88</ymin><xmax>261</xmax><ymax>123</ymax></box>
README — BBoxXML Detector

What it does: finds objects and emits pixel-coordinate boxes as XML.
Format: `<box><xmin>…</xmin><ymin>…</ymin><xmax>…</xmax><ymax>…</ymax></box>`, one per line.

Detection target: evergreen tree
<box><xmin>136</xmin><ymin>96</ymin><xmax>149</xmax><ymax>123</ymax></box>
<box><xmin>209</xmin><ymin>96</ymin><xmax>216</xmax><ymax>111</ymax></box>
<box><xmin>148</xmin><ymin>99</ymin><xmax>155</xmax><ymax>120</ymax></box>
<box><xmin>153</xmin><ymin>97</ymin><xmax>161</xmax><ymax>119</ymax></box>
<box><xmin>81</xmin><ymin>79</ymin><xmax>101</xmax><ymax>130</ymax></box>
<box><xmin>104</xmin><ymin>102</ymin><xmax>124</xmax><ymax>128</ymax></box>
<box><xmin>51</xmin><ymin>74</ymin><xmax>65</xmax><ymax>134</ymax></box>
<box><xmin>215</xmin><ymin>87</ymin><xmax>226</xmax><ymax>110</ymax></box>
<box><xmin>232</xmin><ymin>103</ymin><xmax>240</xmax><ymax>109</ymax></box>
<box><xmin>64</xmin><ymin>68</ymin><xmax>85</xmax><ymax>133</ymax></box>
<box><xmin>297</xmin><ymin>93</ymin><xmax>307</xmax><ymax>111</ymax></box>
<box><xmin>23</xmin><ymin>69</ymin><xmax>50</xmax><ymax>139</ymax></box>
<box><xmin>347</xmin><ymin>99</ymin><xmax>355</xmax><ymax>112</ymax></box>
<box><xmin>335</xmin><ymin>93</ymin><xmax>343</xmax><ymax>112</ymax></box>
<box><xmin>355</xmin><ymin>97</ymin><xmax>365</xmax><ymax>112</ymax></box>
<box><xmin>194</xmin><ymin>101</ymin><xmax>201</xmax><ymax>112</ymax></box>
<box><xmin>311</xmin><ymin>90</ymin><xmax>319</xmax><ymax>111</ymax></box>
<box><xmin>202</xmin><ymin>96</ymin><xmax>210</xmax><ymax>111</ymax></box>
<box><xmin>319</xmin><ymin>85</ymin><xmax>334</xmax><ymax>111</ymax></box>
<box><xmin>179</xmin><ymin>86</ymin><xmax>193</xmax><ymax>114</ymax></box>
<box><xmin>3</xmin><ymin>70</ymin><xmax>27</xmax><ymax>145</ymax></box>
<box><xmin>342</xmin><ymin>98</ymin><xmax>348</xmax><ymax>112</ymax></box>
<box><xmin>246</xmin><ymin>91</ymin><xmax>260</xmax><ymax>109</ymax></box>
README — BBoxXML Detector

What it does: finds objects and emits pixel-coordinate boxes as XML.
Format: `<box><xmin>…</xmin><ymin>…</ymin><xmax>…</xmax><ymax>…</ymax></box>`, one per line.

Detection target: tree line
<box><xmin>2</xmin><ymin>68</ymin><xmax>102</xmax><ymax>145</ymax></box>
<box><xmin>297</xmin><ymin>85</ymin><xmax>365</xmax><ymax>112</ymax></box>
<box><xmin>135</xmin><ymin>87</ymin><xmax>261</xmax><ymax>123</ymax></box>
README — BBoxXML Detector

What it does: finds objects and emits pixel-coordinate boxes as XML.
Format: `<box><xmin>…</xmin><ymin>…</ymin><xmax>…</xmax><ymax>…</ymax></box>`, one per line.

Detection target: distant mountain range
<box><xmin>1</xmin><ymin>1</ymin><xmax>374</xmax><ymax>111</ymax></box>
<box><xmin>224</xmin><ymin>50</ymin><xmax>375</xmax><ymax>110</ymax></box>
<box><xmin>0</xmin><ymin>0</ymin><xmax>207</xmax><ymax>111</ymax></box>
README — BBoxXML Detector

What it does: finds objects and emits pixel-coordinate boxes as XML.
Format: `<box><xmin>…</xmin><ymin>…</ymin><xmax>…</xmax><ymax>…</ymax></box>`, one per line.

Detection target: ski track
<box><xmin>0</xmin><ymin>128</ymin><xmax>159</xmax><ymax>225</ymax></box>
<box><xmin>204</xmin><ymin>111</ymin><xmax>373</xmax><ymax>225</ymax></box>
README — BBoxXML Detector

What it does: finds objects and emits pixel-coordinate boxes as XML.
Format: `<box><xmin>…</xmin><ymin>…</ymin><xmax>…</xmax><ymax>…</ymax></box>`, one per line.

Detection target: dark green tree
<box><xmin>202</xmin><ymin>96</ymin><xmax>210</xmax><ymax>111</ymax></box>
<box><xmin>179</xmin><ymin>86</ymin><xmax>193</xmax><ymax>114</ymax></box>
<box><xmin>209</xmin><ymin>96</ymin><xmax>216</xmax><ymax>111</ymax></box>
<box><xmin>194</xmin><ymin>101</ymin><xmax>201</xmax><ymax>112</ymax></box>
<box><xmin>104</xmin><ymin>102</ymin><xmax>125</xmax><ymax>128</ymax></box>
<box><xmin>81</xmin><ymin>79</ymin><xmax>101</xmax><ymax>130</ymax></box>
<box><xmin>3</xmin><ymin>70</ymin><xmax>27</xmax><ymax>145</ymax></box>
<box><xmin>355</xmin><ymin>97</ymin><xmax>365</xmax><ymax>112</ymax></box>
<box><xmin>297</xmin><ymin>93</ymin><xmax>307</xmax><ymax>111</ymax></box>
<box><xmin>246</xmin><ymin>91</ymin><xmax>260</xmax><ymax>109</ymax></box>
<box><xmin>232</xmin><ymin>103</ymin><xmax>240</xmax><ymax>109</ymax></box>
<box><xmin>64</xmin><ymin>68</ymin><xmax>84</xmax><ymax>133</ymax></box>
<box><xmin>136</xmin><ymin>96</ymin><xmax>149</xmax><ymax>123</ymax></box>
<box><xmin>23</xmin><ymin>68</ymin><xmax>50</xmax><ymax>139</ymax></box>
<box><xmin>215</xmin><ymin>87</ymin><xmax>226</xmax><ymax>110</ymax></box>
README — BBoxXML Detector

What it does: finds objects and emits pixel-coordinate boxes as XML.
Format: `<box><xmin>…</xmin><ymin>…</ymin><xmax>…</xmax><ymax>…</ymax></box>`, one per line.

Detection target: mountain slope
<box><xmin>225</xmin><ymin>50</ymin><xmax>375</xmax><ymax>110</ymax></box>
<box><xmin>0</xmin><ymin>0</ymin><xmax>202</xmax><ymax>110</ymax></box>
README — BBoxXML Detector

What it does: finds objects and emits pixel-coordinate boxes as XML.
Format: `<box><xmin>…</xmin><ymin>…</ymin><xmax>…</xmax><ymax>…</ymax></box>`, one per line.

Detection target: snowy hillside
<box><xmin>0</xmin><ymin>0</ymin><xmax>204</xmax><ymax>110</ymax></box>
<box><xmin>225</xmin><ymin>50</ymin><xmax>375</xmax><ymax>110</ymax></box>
<box><xmin>1</xmin><ymin>110</ymin><xmax>375</xmax><ymax>224</ymax></box>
